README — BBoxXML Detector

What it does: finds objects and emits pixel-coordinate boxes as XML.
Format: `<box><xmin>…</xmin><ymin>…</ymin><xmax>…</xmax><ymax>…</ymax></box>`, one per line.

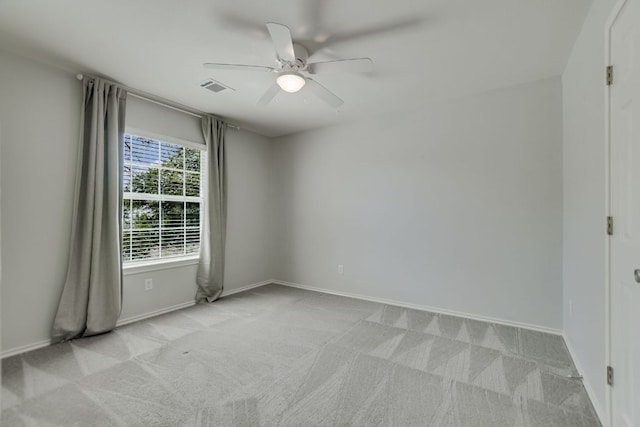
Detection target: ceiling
<box><xmin>0</xmin><ymin>0</ymin><xmax>592</xmax><ymax>137</ymax></box>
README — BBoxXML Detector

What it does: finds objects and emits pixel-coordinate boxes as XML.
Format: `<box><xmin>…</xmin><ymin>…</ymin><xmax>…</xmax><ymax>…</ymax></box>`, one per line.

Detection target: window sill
<box><xmin>123</xmin><ymin>256</ymin><xmax>199</xmax><ymax>276</ymax></box>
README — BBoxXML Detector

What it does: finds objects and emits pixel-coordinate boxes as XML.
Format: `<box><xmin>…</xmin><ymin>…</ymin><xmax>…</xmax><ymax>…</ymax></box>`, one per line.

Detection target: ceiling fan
<box><xmin>203</xmin><ymin>22</ymin><xmax>373</xmax><ymax>108</ymax></box>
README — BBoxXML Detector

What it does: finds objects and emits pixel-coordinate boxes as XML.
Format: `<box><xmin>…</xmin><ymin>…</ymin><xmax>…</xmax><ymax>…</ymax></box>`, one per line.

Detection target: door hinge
<box><xmin>607</xmin><ymin>216</ymin><xmax>613</xmax><ymax>236</ymax></box>
<box><xmin>607</xmin><ymin>366</ymin><xmax>614</xmax><ymax>386</ymax></box>
<box><xmin>606</xmin><ymin>65</ymin><xmax>613</xmax><ymax>86</ymax></box>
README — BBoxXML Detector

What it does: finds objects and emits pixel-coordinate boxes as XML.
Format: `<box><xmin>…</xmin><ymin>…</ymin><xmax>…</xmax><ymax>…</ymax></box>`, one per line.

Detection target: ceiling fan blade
<box><xmin>307</xmin><ymin>58</ymin><xmax>373</xmax><ymax>74</ymax></box>
<box><xmin>301</xmin><ymin>0</ymin><xmax>325</xmax><ymax>38</ymax></box>
<box><xmin>266</xmin><ymin>22</ymin><xmax>295</xmax><ymax>63</ymax></box>
<box><xmin>256</xmin><ymin>83</ymin><xmax>281</xmax><ymax>107</ymax></box>
<box><xmin>306</xmin><ymin>78</ymin><xmax>343</xmax><ymax>108</ymax></box>
<box><xmin>325</xmin><ymin>17</ymin><xmax>424</xmax><ymax>46</ymax></box>
<box><xmin>217</xmin><ymin>14</ymin><xmax>269</xmax><ymax>38</ymax></box>
<box><xmin>203</xmin><ymin>63</ymin><xmax>275</xmax><ymax>72</ymax></box>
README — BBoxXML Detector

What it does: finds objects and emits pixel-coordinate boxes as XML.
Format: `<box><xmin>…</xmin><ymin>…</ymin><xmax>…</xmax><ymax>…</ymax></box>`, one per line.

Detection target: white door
<box><xmin>610</xmin><ymin>0</ymin><xmax>640</xmax><ymax>424</ymax></box>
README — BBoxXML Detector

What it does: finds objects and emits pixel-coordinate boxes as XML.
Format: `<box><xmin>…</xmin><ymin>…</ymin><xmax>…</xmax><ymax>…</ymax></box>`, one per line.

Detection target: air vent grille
<box><xmin>200</xmin><ymin>79</ymin><xmax>234</xmax><ymax>93</ymax></box>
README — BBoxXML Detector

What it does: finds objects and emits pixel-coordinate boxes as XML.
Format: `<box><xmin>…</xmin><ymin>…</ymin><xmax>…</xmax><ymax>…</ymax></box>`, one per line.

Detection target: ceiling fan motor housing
<box><xmin>281</xmin><ymin>43</ymin><xmax>308</xmax><ymax>71</ymax></box>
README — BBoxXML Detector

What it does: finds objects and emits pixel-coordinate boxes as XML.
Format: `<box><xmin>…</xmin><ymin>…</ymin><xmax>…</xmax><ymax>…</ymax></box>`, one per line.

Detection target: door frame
<box><xmin>605</xmin><ymin>0</ymin><xmax>632</xmax><ymax>425</ymax></box>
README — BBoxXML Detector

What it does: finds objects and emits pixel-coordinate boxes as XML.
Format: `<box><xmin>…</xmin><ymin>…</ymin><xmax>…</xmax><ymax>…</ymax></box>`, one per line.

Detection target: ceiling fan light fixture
<box><xmin>276</xmin><ymin>71</ymin><xmax>306</xmax><ymax>93</ymax></box>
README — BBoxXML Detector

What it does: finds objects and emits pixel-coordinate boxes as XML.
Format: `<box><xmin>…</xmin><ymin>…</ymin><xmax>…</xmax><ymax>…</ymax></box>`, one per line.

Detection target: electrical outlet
<box><xmin>144</xmin><ymin>278</ymin><xmax>153</xmax><ymax>291</ymax></box>
<box><xmin>338</xmin><ymin>264</ymin><xmax>344</xmax><ymax>275</ymax></box>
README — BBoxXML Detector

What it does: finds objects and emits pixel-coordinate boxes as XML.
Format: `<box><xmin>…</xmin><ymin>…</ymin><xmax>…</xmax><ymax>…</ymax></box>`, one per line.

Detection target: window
<box><xmin>122</xmin><ymin>133</ymin><xmax>203</xmax><ymax>264</ymax></box>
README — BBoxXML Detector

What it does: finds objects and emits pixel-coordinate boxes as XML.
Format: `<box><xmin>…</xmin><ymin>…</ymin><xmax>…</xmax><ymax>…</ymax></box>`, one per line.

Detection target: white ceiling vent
<box><xmin>200</xmin><ymin>79</ymin><xmax>234</xmax><ymax>93</ymax></box>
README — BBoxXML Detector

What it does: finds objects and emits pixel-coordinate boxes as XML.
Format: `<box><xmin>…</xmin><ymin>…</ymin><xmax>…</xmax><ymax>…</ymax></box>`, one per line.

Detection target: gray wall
<box><xmin>562</xmin><ymin>0</ymin><xmax>617</xmax><ymax>419</ymax></box>
<box><xmin>271</xmin><ymin>77</ymin><xmax>564</xmax><ymax>330</ymax></box>
<box><xmin>0</xmin><ymin>50</ymin><xmax>274</xmax><ymax>352</ymax></box>
<box><xmin>0</xmin><ymin>50</ymin><xmax>81</xmax><ymax>352</ymax></box>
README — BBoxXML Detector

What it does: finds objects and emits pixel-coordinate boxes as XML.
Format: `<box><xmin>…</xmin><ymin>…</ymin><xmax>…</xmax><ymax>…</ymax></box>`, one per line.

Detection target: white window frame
<box><xmin>122</xmin><ymin>128</ymin><xmax>207</xmax><ymax>275</ymax></box>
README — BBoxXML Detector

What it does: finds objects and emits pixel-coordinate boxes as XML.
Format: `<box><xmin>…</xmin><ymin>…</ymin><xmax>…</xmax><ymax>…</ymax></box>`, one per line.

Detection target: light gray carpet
<box><xmin>2</xmin><ymin>284</ymin><xmax>600</xmax><ymax>426</ymax></box>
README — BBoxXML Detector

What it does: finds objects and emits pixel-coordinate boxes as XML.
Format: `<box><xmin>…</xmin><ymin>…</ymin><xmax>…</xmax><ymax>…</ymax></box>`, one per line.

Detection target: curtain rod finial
<box><xmin>76</xmin><ymin>73</ymin><xmax>84</xmax><ymax>81</ymax></box>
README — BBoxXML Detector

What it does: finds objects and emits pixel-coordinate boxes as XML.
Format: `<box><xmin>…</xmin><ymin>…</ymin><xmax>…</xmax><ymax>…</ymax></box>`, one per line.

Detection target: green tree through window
<box><xmin>122</xmin><ymin>134</ymin><xmax>202</xmax><ymax>262</ymax></box>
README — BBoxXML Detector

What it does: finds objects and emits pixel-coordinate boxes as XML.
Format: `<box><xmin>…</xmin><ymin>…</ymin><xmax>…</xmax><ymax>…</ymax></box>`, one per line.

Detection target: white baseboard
<box><xmin>1</xmin><ymin>339</ymin><xmax>51</xmax><ymax>359</ymax></box>
<box><xmin>272</xmin><ymin>280</ymin><xmax>563</xmax><ymax>336</ymax></box>
<box><xmin>117</xmin><ymin>279</ymin><xmax>273</xmax><ymax>327</ymax></box>
<box><xmin>563</xmin><ymin>334</ymin><xmax>606</xmax><ymax>426</ymax></box>
<box><xmin>2</xmin><ymin>278</ymin><xmax>564</xmax><ymax>358</ymax></box>
<box><xmin>1</xmin><ymin>280</ymin><xmax>274</xmax><ymax>359</ymax></box>
<box><xmin>220</xmin><ymin>280</ymin><xmax>273</xmax><ymax>297</ymax></box>
<box><xmin>116</xmin><ymin>300</ymin><xmax>196</xmax><ymax>327</ymax></box>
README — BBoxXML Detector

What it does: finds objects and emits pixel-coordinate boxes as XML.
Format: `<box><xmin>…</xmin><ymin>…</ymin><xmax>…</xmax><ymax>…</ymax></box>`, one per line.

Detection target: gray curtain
<box><xmin>51</xmin><ymin>78</ymin><xmax>127</xmax><ymax>343</ymax></box>
<box><xmin>196</xmin><ymin>116</ymin><xmax>227</xmax><ymax>303</ymax></box>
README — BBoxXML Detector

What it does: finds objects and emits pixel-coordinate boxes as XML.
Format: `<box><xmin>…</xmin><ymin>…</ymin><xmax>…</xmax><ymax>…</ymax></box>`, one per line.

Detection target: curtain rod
<box><xmin>75</xmin><ymin>73</ymin><xmax>241</xmax><ymax>130</ymax></box>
